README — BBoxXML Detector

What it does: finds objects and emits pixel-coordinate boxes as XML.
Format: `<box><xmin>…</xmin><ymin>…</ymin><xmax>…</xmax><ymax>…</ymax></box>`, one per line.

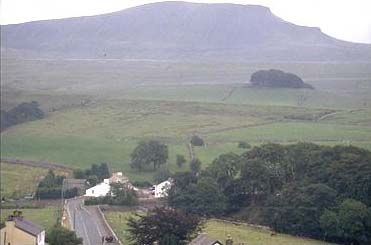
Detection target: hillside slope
<box><xmin>1</xmin><ymin>1</ymin><xmax>371</xmax><ymax>61</ymax></box>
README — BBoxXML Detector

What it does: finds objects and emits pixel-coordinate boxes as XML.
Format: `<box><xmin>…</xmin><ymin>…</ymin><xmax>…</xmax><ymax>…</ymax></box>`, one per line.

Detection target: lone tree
<box><xmin>250</xmin><ymin>69</ymin><xmax>313</xmax><ymax>89</ymax></box>
<box><xmin>176</xmin><ymin>154</ymin><xmax>186</xmax><ymax>168</ymax></box>
<box><xmin>130</xmin><ymin>140</ymin><xmax>168</xmax><ymax>171</ymax></box>
<box><xmin>190</xmin><ymin>135</ymin><xmax>204</xmax><ymax>146</ymax></box>
<box><xmin>127</xmin><ymin>207</ymin><xmax>202</xmax><ymax>245</ymax></box>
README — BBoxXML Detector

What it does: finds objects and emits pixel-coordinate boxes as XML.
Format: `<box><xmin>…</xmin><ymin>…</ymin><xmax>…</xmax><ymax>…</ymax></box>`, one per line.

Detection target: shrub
<box><xmin>190</xmin><ymin>135</ymin><xmax>204</xmax><ymax>146</ymax></box>
<box><xmin>238</xmin><ymin>141</ymin><xmax>251</xmax><ymax>149</ymax></box>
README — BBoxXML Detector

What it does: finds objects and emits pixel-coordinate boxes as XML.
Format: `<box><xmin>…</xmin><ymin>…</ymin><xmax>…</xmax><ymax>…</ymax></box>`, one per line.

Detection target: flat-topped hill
<box><xmin>2</xmin><ymin>1</ymin><xmax>371</xmax><ymax>61</ymax></box>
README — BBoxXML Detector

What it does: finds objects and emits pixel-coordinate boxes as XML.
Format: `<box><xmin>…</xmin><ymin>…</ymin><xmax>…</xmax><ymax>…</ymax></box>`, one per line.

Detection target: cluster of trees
<box><xmin>36</xmin><ymin>170</ymin><xmax>78</xmax><ymax>199</ymax></box>
<box><xmin>84</xmin><ymin>184</ymin><xmax>138</xmax><ymax>206</ymax></box>
<box><xmin>1</xmin><ymin>101</ymin><xmax>44</xmax><ymax>131</ymax></box>
<box><xmin>130</xmin><ymin>138</ymin><xmax>205</xmax><ymax>174</ymax></box>
<box><xmin>167</xmin><ymin>143</ymin><xmax>371</xmax><ymax>244</ymax></box>
<box><xmin>130</xmin><ymin>140</ymin><xmax>168</xmax><ymax>171</ymax></box>
<box><xmin>73</xmin><ymin>163</ymin><xmax>110</xmax><ymax>186</ymax></box>
<box><xmin>250</xmin><ymin>69</ymin><xmax>313</xmax><ymax>89</ymax></box>
<box><xmin>127</xmin><ymin>207</ymin><xmax>202</xmax><ymax>244</ymax></box>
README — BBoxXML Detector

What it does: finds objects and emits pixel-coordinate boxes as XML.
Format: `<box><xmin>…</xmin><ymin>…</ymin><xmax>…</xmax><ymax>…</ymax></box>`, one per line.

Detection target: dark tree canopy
<box><xmin>168</xmin><ymin>176</ymin><xmax>227</xmax><ymax>216</ymax></box>
<box><xmin>320</xmin><ymin>199</ymin><xmax>371</xmax><ymax>244</ymax></box>
<box><xmin>73</xmin><ymin>163</ymin><xmax>110</xmax><ymax>186</ymax></box>
<box><xmin>250</xmin><ymin>69</ymin><xmax>313</xmax><ymax>89</ymax></box>
<box><xmin>176</xmin><ymin>154</ymin><xmax>187</xmax><ymax>168</ymax></box>
<box><xmin>190</xmin><ymin>158</ymin><xmax>202</xmax><ymax>175</ymax></box>
<box><xmin>1</xmin><ymin>101</ymin><xmax>44</xmax><ymax>131</ymax></box>
<box><xmin>127</xmin><ymin>207</ymin><xmax>202</xmax><ymax>244</ymax></box>
<box><xmin>190</xmin><ymin>135</ymin><xmax>204</xmax><ymax>146</ymax></box>
<box><xmin>130</xmin><ymin>140</ymin><xmax>168</xmax><ymax>171</ymax></box>
<box><xmin>167</xmin><ymin>143</ymin><xmax>371</xmax><ymax>244</ymax></box>
<box><xmin>47</xmin><ymin>225</ymin><xmax>83</xmax><ymax>245</ymax></box>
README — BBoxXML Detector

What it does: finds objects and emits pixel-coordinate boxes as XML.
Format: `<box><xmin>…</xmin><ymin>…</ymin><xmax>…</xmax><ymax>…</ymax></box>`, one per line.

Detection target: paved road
<box><xmin>66</xmin><ymin>198</ymin><xmax>117</xmax><ymax>245</ymax></box>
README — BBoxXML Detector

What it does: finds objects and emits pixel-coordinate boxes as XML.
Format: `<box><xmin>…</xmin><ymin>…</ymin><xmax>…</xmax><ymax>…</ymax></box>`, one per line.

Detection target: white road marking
<box><xmin>82</xmin><ymin>205</ymin><xmax>103</xmax><ymax>238</ymax></box>
<box><xmin>79</xmin><ymin>212</ymin><xmax>91</xmax><ymax>245</ymax></box>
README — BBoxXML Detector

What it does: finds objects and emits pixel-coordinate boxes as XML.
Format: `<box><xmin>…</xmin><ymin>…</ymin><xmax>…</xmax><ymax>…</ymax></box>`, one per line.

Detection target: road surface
<box><xmin>66</xmin><ymin>198</ymin><xmax>117</xmax><ymax>245</ymax></box>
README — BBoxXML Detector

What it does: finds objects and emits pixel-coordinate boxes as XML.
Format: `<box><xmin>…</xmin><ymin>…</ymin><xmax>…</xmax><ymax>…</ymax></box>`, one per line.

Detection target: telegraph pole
<box><xmin>61</xmin><ymin>179</ymin><xmax>65</xmax><ymax>221</ymax></box>
<box><xmin>73</xmin><ymin>211</ymin><xmax>76</xmax><ymax>230</ymax></box>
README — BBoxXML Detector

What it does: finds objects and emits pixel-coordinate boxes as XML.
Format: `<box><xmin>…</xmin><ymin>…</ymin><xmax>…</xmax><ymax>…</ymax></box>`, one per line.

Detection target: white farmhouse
<box><xmin>154</xmin><ymin>179</ymin><xmax>172</xmax><ymax>198</ymax></box>
<box><xmin>85</xmin><ymin>179</ymin><xmax>111</xmax><ymax>197</ymax></box>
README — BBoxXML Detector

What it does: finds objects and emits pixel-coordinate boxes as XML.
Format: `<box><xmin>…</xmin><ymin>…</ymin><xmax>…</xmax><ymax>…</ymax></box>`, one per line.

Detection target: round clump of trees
<box><xmin>250</xmin><ymin>69</ymin><xmax>313</xmax><ymax>89</ymax></box>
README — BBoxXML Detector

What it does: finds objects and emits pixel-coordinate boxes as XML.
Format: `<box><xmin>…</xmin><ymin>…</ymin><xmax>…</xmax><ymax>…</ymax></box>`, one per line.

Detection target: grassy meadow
<box><xmin>0</xmin><ymin>162</ymin><xmax>70</xmax><ymax>198</ymax></box>
<box><xmin>0</xmin><ymin>208</ymin><xmax>58</xmax><ymax>231</ymax></box>
<box><xmin>104</xmin><ymin>211</ymin><xmax>333</xmax><ymax>244</ymax></box>
<box><xmin>1</xmin><ymin>59</ymin><xmax>371</xmax><ymax>183</ymax></box>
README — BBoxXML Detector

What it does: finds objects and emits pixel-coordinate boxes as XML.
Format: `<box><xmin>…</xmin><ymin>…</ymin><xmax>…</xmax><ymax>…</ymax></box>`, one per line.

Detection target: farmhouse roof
<box><xmin>64</xmin><ymin>178</ymin><xmax>87</xmax><ymax>188</ymax></box>
<box><xmin>189</xmin><ymin>234</ymin><xmax>222</xmax><ymax>245</ymax></box>
<box><xmin>14</xmin><ymin>217</ymin><xmax>43</xmax><ymax>236</ymax></box>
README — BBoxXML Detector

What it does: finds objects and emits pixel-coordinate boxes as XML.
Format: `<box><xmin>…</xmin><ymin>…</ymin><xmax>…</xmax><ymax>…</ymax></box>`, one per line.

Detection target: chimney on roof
<box><xmin>226</xmin><ymin>234</ymin><xmax>233</xmax><ymax>245</ymax></box>
<box><xmin>7</xmin><ymin>210</ymin><xmax>23</xmax><ymax>221</ymax></box>
<box><xmin>13</xmin><ymin>210</ymin><xmax>23</xmax><ymax>217</ymax></box>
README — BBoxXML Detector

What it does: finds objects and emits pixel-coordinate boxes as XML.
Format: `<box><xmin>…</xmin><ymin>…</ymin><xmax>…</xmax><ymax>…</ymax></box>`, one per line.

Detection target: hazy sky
<box><xmin>1</xmin><ymin>0</ymin><xmax>370</xmax><ymax>43</ymax></box>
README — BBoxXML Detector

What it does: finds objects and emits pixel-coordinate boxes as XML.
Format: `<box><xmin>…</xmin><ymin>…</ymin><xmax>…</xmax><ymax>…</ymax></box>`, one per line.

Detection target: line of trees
<box><xmin>1</xmin><ymin>101</ymin><xmax>44</xmax><ymax>131</ymax></box>
<box><xmin>167</xmin><ymin>143</ymin><xmax>371</xmax><ymax>244</ymax></box>
<box><xmin>73</xmin><ymin>163</ymin><xmax>110</xmax><ymax>186</ymax></box>
<box><xmin>36</xmin><ymin>170</ymin><xmax>78</xmax><ymax>199</ymax></box>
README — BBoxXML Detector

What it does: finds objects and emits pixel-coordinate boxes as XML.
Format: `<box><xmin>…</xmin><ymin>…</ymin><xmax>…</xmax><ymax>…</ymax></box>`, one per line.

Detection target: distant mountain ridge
<box><xmin>2</xmin><ymin>1</ymin><xmax>371</xmax><ymax>61</ymax></box>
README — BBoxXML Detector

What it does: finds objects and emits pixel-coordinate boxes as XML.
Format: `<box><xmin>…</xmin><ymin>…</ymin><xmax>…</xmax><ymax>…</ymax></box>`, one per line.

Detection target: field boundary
<box><xmin>98</xmin><ymin>206</ymin><xmax>122</xmax><ymax>244</ymax></box>
<box><xmin>211</xmin><ymin>218</ymin><xmax>272</xmax><ymax>231</ymax></box>
<box><xmin>0</xmin><ymin>158</ymin><xmax>74</xmax><ymax>172</ymax></box>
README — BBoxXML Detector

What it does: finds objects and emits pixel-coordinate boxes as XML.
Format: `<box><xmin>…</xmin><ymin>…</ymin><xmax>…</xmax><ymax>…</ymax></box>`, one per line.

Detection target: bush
<box><xmin>238</xmin><ymin>141</ymin><xmax>251</xmax><ymax>149</ymax></box>
<box><xmin>47</xmin><ymin>225</ymin><xmax>83</xmax><ymax>245</ymax></box>
<box><xmin>190</xmin><ymin>158</ymin><xmax>202</xmax><ymax>174</ymax></box>
<box><xmin>85</xmin><ymin>185</ymin><xmax>138</xmax><ymax>206</ymax></box>
<box><xmin>176</xmin><ymin>154</ymin><xmax>186</xmax><ymax>168</ymax></box>
<box><xmin>154</xmin><ymin>167</ymin><xmax>173</xmax><ymax>184</ymax></box>
<box><xmin>190</xmin><ymin>135</ymin><xmax>204</xmax><ymax>146</ymax></box>
<box><xmin>132</xmin><ymin>181</ymin><xmax>153</xmax><ymax>188</ymax></box>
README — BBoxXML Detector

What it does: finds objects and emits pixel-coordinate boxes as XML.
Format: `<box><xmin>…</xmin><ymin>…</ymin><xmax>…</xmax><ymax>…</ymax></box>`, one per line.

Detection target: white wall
<box><xmin>155</xmin><ymin>180</ymin><xmax>172</xmax><ymax>198</ymax></box>
<box><xmin>85</xmin><ymin>182</ymin><xmax>111</xmax><ymax>197</ymax></box>
<box><xmin>37</xmin><ymin>231</ymin><xmax>45</xmax><ymax>245</ymax></box>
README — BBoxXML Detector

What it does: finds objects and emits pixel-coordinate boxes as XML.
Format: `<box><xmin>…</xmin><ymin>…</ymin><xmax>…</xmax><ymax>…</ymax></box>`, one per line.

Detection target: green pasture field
<box><xmin>104</xmin><ymin>211</ymin><xmax>333</xmax><ymax>245</ymax></box>
<box><xmin>2</xmin><ymin>58</ymin><xmax>370</xmax><ymax>92</ymax></box>
<box><xmin>1</xmin><ymin>59</ymin><xmax>371</xmax><ymax>182</ymax></box>
<box><xmin>0</xmin><ymin>208</ymin><xmax>58</xmax><ymax>231</ymax></box>
<box><xmin>0</xmin><ymin>162</ymin><xmax>69</xmax><ymax>199</ymax></box>
<box><xmin>1</xmin><ymin>97</ymin><xmax>370</xmax><ymax>182</ymax></box>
